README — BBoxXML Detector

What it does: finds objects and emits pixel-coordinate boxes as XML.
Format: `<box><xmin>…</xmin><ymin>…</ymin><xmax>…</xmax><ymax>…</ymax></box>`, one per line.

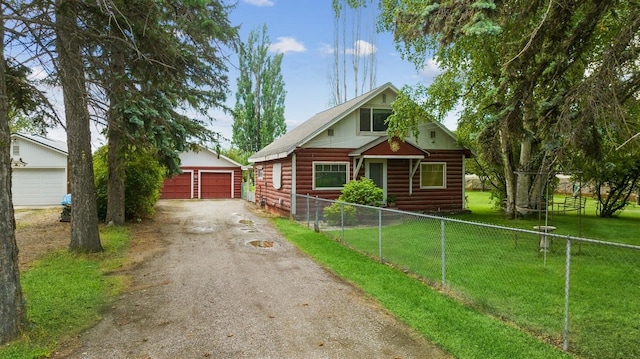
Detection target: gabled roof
<box><xmin>11</xmin><ymin>133</ymin><xmax>68</xmax><ymax>155</ymax></box>
<box><xmin>191</xmin><ymin>145</ymin><xmax>251</xmax><ymax>170</ymax></box>
<box><xmin>249</xmin><ymin>82</ymin><xmax>399</xmax><ymax>163</ymax></box>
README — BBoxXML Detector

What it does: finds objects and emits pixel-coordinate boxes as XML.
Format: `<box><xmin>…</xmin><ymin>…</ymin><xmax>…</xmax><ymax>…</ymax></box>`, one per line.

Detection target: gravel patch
<box><xmin>54</xmin><ymin>200</ymin><xmax>449</xmax><ymax>358</ymax></box>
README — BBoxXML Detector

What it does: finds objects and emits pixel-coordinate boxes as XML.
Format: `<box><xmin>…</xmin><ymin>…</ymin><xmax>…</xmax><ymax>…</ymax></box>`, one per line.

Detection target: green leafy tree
<box><xmin>344</xmin><ymin>0</ymin><xmax>640</xmax><ymax>217</ymax></box>
<box><xmin>232</xmin><ymin>24</ymin><xmax>287</xmax><ymax>154</ymax></box>
<box><xmin>94</xmin><ymin>146</ymin><xmax>164</xmax><ymax>222</ymax></box>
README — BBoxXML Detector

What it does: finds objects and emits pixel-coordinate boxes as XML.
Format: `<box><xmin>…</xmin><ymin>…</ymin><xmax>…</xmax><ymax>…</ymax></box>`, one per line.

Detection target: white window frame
<box><xmin>420</xmin><ymin>162</ymin><xmax>446</xmax><ymax>189</ymax></box>
<box><xmin>257</xmin><ymin>166</ymin><xmax>264</xmax><ymax>180</ymax></box>
<box><xmin>312</xmin><ymin>161</ymin><xmax>349</xmax><ymax>190</ymax></box>
<box><xmin>358</xmin><ymin>108</ymin><xmax>392</xmax><ymax>134</ymax></box>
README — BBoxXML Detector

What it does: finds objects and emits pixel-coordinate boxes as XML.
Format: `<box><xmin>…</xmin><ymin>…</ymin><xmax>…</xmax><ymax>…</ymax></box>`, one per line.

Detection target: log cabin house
<box><xmin>248</xmin><ymin>82</ymin><xmax>472</xmax><ymax>216</ymax></box>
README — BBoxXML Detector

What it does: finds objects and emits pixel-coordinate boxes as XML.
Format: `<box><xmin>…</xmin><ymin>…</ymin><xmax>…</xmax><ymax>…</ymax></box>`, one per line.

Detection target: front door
<box><xmin>366</xmin><ymin>160</ymin><xmax>387</xmax><ymax>196</ymax></box>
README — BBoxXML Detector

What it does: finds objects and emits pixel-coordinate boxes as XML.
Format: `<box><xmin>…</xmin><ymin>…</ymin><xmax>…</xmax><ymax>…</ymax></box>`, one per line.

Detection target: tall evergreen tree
<box><xmin>0</xmin><ymin>4</ymin><xmax>27</xmax><ymax>343</ymax></box>
<box><xmin>87</xmin><ymin>0</ymin><xmax>238</xmax><ymax>225</ymax></box>
<box><xmin>232</xmin><ymin>24</ymin><xmax>286</xmax><ymax>154</ymax></box>
<box><xmin>56</xmin><ymin>0</ymin><xmax>103</xmax><ymax>252</ymax></box>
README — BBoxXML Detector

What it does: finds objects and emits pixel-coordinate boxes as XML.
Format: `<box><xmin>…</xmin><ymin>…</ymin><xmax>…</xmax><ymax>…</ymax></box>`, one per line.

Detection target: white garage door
<box><xmin>12</xmin><ymin>168</ymin><xmax>67</xmax><ymax>206</ymax></box>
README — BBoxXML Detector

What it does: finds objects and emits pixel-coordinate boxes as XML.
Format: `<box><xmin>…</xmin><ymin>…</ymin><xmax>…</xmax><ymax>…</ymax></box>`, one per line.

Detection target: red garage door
<box><xmin>161</xmin><ymin>172</ymin><xmax>192</xmax><ymax>199</ymax></box>
<box><xmin>200</xmin><ymin>172</ymin><xmax>232</xmax><ymax>199</ymax></box>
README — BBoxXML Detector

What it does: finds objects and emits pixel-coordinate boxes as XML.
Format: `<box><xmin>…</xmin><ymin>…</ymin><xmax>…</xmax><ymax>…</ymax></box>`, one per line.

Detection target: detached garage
<box><xmin>160</xmin><ymin>147</ymin><xmax>245</xmax><ymax>200</ymax></box>
<box><xmin>11</xmin><ymin>133</ymin><xmax>68</xmax><ymax>206</ymax></box>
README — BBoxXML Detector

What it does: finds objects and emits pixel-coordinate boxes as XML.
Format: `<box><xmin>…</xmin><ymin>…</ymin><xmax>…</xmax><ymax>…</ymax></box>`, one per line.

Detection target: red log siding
<box><xmin>364</xmin><ymin>138</ymin><xmax>426</xmax><ymax>156</ymax></box>
<box><xmin>294</xmin><ymin>148</ymin><xmax>353</xmax><ymax>200</ymax></box>
<box><xmin>253</xmin><ymin>159</ymin><xmax>293</xmax><ymax>215</ymax></box>
<box><xmin>253</xmin><ymin>148</ymin><xmax>466</xmax><ymax>215</ymax></box>
<box><xmin>390</xmin><ymin>151</ymin><xmax>465</xmax><ymax>212</ymax></box>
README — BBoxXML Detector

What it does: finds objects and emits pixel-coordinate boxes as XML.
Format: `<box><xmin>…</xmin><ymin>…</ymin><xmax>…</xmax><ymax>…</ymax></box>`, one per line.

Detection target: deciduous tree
<box><xmin>232</xmin><ymin>24</ymin><xmax>286</xmax><ymax>154</ymax></box>
<box><xmin>365</xmin><ymin>0</ymin><xmax>640</xmax><ymax>217</ymax></box>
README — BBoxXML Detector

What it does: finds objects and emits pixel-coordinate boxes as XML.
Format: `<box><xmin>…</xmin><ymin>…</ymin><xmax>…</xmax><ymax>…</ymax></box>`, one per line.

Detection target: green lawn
<box><xmin>309</xmin><ymin>191</ymin><xmax>640</xmax><ymax>359</ymax></box>
<box><xmin>274</xmin><ymin>218</ymin><xmax>571</xmax><ymax>359</ymax></box>
<box><xmin>0</xmin><ymin>227</ymin><xmax>130</xmax><ymax>359</ymax></box>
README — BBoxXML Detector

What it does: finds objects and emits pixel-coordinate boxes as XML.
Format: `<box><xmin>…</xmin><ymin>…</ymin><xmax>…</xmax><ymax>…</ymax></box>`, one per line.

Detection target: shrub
<box><xmin>338</xmin><ymin>177</ymin><xmax>384</xmax><ymax>206</ymax></box>
<box><xmin>323</xmin><ymin>202</ymin><xmax>356</xmax><ymax>226</ymax></box>
<box><xmin>94</xmin><ymin>146</ymin><xmax>165</xmax><ymax>221</ymax></box>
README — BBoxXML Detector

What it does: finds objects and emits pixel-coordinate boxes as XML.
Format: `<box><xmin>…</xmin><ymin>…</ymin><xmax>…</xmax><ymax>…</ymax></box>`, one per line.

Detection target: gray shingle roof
<box><xmin>248</xmin><ymin>82</ymin><xmax>398</xmax><ymax>163</ymax></box>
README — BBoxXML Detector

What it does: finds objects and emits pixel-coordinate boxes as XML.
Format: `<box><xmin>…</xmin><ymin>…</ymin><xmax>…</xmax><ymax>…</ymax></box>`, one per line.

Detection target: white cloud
<box><xmin>345</xmin><ymin>40</ymin><xmax>377</xmax><ymax>57</ymax></box>
<box><xmin>243</xmin><ymin>0</ymin><xmax>274</xmax><ymax>6</ymax></box>
<box><xmin>318</xmin><ymin>43</ymin><xmax>335</xmax><ymax>55</ymax></box>
<box><xmin>419</xmin><ymin>58</ymin><xmax>442</xmax><ymax>81</ymax></box>
<box><xmin>269</xmin><ymin>37</ymin><xmax>306</xmax><ymax>54</ymax></box>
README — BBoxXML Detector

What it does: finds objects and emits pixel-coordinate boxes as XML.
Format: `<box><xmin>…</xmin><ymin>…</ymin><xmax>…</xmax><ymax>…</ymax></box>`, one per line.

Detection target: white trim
<box><xmin>197</xmin><ymin>170</ymin><xmax>234</xmax><ymax>199</ymax></box>
<box><xmin>420</xmin><ymin>162</ymin><xmax>447</xmax><ymax>189</ymax></box>
<box><xmin>291</xmin><ymin>154</ymin><xmax>297</xmax><ymax>215</ymax></box>
<box><xmin>362</xmin><ymin>155</ymin><xmax>424</xmax><ymax>159</ymax></box>
<box><xmin>353</xmin><ymin>157</ymin><xmax>364</xmax><ymax>180</ymax></box>
<box><xmin>312</xmin><ymin>161</ymin><xmax>350</xmax><ymax>190</ymax></box>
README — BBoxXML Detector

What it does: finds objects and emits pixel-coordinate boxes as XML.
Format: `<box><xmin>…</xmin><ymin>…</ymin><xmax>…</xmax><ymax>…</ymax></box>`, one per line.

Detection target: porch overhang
<box><xmin>348</xmin><ymin>136</ymin><xmax>430</xmax><ymax>158</ymax></box>
<box><xmin>348</xmin><ymin>137</ymin><xmax>430</xmax><ymax>195</ymax></box>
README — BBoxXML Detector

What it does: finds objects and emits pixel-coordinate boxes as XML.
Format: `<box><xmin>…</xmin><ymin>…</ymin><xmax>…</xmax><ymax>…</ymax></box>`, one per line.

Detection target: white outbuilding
<box><xmin>10</xmin><ymin>133</ymin><xmax>68</xmax><ymax>206</ymax></box>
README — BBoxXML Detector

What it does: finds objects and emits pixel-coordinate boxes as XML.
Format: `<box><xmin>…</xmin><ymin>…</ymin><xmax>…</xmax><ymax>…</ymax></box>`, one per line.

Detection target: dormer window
<box><xmin>359</xmin><ymin>108</ymin><xmax>392</xmax><ymax>133</ymax></box>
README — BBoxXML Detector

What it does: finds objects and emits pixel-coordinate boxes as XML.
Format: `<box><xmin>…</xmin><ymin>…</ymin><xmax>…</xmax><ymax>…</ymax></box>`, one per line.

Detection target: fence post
<box><xmin>340</xmin><ymin>202</ymin><xmax>345</xmax><ymax>242</ymax></box>
<box><xmin>306</xmin><ymin>195</ymin><xmax>310</xmax><ymax>228</ymax></box>
<box><xmin>563</xmin><ymin>236</ymin><xmax>572</xmax><ymax>351</ymax></box>
<box><xmin>378</xmin><ymin>208</ymin><xmax>383</xmax><ymax>263</ymax></box>
<box><xmin>441</xmin><ymin>218</ymin><xmax>446</xmax><ymax>287</ymax></box>
<box><xmin>314</xmin><ymin>196</ymin><xmax>319</xmax><ymax>232</ymax></box>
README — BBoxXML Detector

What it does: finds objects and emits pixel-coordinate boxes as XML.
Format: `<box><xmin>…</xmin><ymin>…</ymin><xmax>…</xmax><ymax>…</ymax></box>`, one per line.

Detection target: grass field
<box><xmin>313</xmin><ymin>191</ymin><xmax>640</xmax><ymax>359</ymax></box>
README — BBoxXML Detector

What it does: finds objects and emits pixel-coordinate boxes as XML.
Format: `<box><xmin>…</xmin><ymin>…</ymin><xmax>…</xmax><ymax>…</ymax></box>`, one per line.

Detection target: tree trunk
<box><xmin>56</xmin><ymin>0</ymin><xmax>103</xmax><ymax>253</ymax></box>
<box><xmin>106</xmin><ymin>124</ymin><xmax>125</xmax><ymax>225</ymax></box>
<box><xmin>105</xmin><ymin>44</ymin><xmax>126</xmax><ymax>226</ymax></box>
<box><xmin>0</xmin><ymin>11</ymin><xmax>27</xmax><ymax>343</ymax></box>
<box><xmin>499</xmin><ymin>127</ymin><xmax>517</xmax><ymax>218</ymax></box>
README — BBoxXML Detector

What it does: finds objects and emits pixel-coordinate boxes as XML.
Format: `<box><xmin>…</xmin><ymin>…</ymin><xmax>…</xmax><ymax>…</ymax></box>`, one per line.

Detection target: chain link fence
<box><xmin>293</xmin><ymin>194</ymin><xmax>640</xmax><ymax>359</ymax></box>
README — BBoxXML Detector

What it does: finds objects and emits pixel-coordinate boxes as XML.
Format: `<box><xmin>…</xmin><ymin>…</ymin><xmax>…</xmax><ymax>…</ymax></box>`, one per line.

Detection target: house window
<box><xmin>420</xmin><ymin>162</ymin><xmax>446</xmax><ymax>188</ymax></box>
<box><xmin>359</xmin><ymin>108</ymin><xmax>392</xmax><ymax>133</ymax></box>
<box><xmin>313</xmin><ymin>162</ymin><xmax>349</xmax><ymax>189</ymax></box>
<box><xmin>12</xmin><ymin>144</ymin><xmax>19</xmax><ymax>156</ymax></box>
<box><xmin>257</xmin><ymin>166</ymin><xmax>264</xmax><ymax>180</ymax></box>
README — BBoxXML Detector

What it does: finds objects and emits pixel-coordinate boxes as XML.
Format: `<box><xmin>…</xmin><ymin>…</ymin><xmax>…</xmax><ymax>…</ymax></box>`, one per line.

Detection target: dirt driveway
<box><xmin>37</xmin><ymin>200</ymin><xmax>448</xmax><ymax>358</ymax></box>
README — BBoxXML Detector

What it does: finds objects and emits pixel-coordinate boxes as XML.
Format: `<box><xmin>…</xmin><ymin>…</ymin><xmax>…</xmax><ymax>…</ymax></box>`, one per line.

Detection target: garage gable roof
<box><xmin>11</xmin><ymin>133</ymin><xmax>68</xmax><ymax>155</ymax></box>
<box><xmin>184</xmin><ymin>145</ymin><xmax>250</xmax><ymax>170</ymax></box>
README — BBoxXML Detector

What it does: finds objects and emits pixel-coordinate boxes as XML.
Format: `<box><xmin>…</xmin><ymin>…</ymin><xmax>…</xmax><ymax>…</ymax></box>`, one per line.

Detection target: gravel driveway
<box><xmin>57</xmin><ymin>200</ymin><xmax>449</xmax><ymax>358</ymax></box>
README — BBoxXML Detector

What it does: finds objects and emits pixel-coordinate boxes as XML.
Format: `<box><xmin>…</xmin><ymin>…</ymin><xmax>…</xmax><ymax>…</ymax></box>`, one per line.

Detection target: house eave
<box><xmin>248</xmin><ymin>151</ymin><xmax>290</xmax><ymax>163</ymax></box>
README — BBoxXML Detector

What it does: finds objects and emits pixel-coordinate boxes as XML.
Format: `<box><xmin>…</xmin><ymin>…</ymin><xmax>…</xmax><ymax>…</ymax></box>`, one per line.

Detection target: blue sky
<box><xmin>211</xmin><ymin>0</ymin><xmax>449</xmax><ymax>148</ymax></box>
<box><xmin>41</xmin><ymin>0</ymin><xmax>449</xmax><ymax>147</ymax></box>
